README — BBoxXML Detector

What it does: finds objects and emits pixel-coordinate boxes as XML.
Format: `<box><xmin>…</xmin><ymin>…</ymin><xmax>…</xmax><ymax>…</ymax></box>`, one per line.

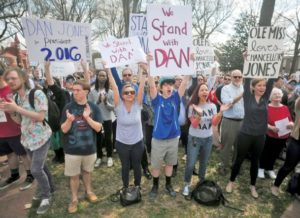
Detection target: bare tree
<box><xmin>0</xmin><ymin>0</ymin><xmax>26</xmax><ymax>42</ymax></box>
<box><xmin>122</xmin><ymin>0</ymin><xmax>143</xmax><ymax>37</ymax></box>
<box><xmin>181</xmin><ymin>0</ymin><xmax>235</xmax><ymax>39</ymax></box>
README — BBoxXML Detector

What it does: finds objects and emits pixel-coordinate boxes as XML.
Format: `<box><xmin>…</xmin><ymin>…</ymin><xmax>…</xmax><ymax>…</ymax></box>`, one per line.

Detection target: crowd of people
<box><xmin>0</xmin><ymin>53</ymin><xmax>300</xmax><ymax>215</ymax></box>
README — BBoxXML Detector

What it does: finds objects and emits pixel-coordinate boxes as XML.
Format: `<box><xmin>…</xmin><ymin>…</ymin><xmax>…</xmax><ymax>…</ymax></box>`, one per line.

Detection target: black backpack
<box><xmin>191</xmin><ymin>180</ymin><xmax>243</xmax><ymax>212</ymax></box>
<box><xmin>16</xmin><ymin>89</ymin><xmax>61</xmax><ymax>132</ymax></box>
<box><xmin>287</xmin><ymin>173</ymin><xmax>300</xmax><ymax>195</ymax></box>
<box><xmin>192</xmin><ymin>180</ymin><xmax>225</xmax><ymax>206</ymax></box>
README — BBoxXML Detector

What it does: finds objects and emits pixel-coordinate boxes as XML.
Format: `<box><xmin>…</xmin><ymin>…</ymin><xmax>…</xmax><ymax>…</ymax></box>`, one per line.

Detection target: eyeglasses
<box><xmin>233</xmin><ymin>76</ymin><xmax>242</xmax><ymax>79</ymax></box>
<box><xmin>224</xmin><ymin>78</ymin><xmax>231</xmax><ymax>81</ymax></box>
<box><xmin>123</xmin><ymin>90</ymin><xmax>135</xmax><ymax>95</ymax></box>
<box><xmin>123</xmin><ymin>74</ymin><xmax>132</xmax><ymax>77</ymax></box>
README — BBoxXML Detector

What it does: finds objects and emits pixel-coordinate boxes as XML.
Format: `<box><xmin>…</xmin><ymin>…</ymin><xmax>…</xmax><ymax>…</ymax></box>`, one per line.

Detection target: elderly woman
<box><xmin>106</xmin><ymin>63</ymin><xmax>146</xmax><ymax>189</ymax></box>
<box><xmin>258</xmin><ymin>88</ymin><xmax>293</xmax><ymax>179</ymax></box>
<box><xmin>271</xmin><ymin>95</ymin><xmax>300</xmax><ymax>196</ymax></box>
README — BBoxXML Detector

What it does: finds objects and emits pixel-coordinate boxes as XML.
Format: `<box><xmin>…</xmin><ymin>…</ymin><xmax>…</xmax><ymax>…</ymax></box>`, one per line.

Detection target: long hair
<box><xmin>4</xmin><ymin>67</ymin><xmax>31</xmax><ymax>90</ymax></box>
<box><xmin>187</xmin><ymin>82</ymin><xmax>208</xmax><ymax>108</ymax></box>
<box><xmin>95</xmin><ymin>70</ymin><xmax>109</xmax><ymax>92</ymax></box>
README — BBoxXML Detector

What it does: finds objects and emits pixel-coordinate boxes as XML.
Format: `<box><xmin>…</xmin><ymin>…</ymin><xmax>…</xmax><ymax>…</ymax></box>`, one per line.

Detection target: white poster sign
<box><xmin>147</xmin><ymin>5</ymin><xmax>193</xmax><ymax>76</ymax></box>
<box><xmin>193</xmin><ymin>38</ymin><xmax>215</xmax><ymax>71</ymax></box>
<box><xmin>21</xmin><ymin>17</ymin><xmax>91</xmax><ymax>63</ymax></box>
<box><xmin>49</xmin><ymin>62</ymin><xmax>76</xmax><ymax>77</ymax></box>
<box><xmin>99</xmin><ymin>36</ymin><xmax>146</xmax><ymax>68</ymax></box>
<box><xmin>243</xmin><ymin>26</ymin><xmax>286</xmax><ymax>78</ymax></box>
<box><xmin>129</xmin><ymin>13</ymin><xmax>148</xmax><ymax>53</ymax></box>
<box><xmin>94</xmin><ymin>58</ymin><xmax>104</xmax><ymax>70</ymax></box>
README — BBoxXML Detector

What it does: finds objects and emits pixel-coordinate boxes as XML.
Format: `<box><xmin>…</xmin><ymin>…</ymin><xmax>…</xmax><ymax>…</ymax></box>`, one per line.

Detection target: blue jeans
<box><xmin>26</xmin><ymin>139</ymin><xmax>54</xmax><ymax>199</ymax></box>
<box><xmin>184</xmin><ymin>135</ymin><xmax>213</xmax><ymax>183</ymax></box>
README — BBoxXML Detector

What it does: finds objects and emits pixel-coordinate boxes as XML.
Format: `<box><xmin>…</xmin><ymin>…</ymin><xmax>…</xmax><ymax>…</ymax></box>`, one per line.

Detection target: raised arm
<box><xmin>137</xmin><ymin>63</ymin><xmax>148</xmax><ymax>105</ymax></box>
<box><xmin>44</xmin><ymin>61</ymin><xmax>54</xmax><ymax>86</ymax></box>
<box><xmin>178</xmin><ymin>75</ymin><xmax>190</xmax><ymax>97</ymax></box>
<box><xmin>105</xmin><ymin>63</ymin><xmax>120</xmax><ymax>106</ymax></box>
<box><xmin>81</xmin><ymin>59</ymin><xmax>90</xmax><ymax>84</ymax></box>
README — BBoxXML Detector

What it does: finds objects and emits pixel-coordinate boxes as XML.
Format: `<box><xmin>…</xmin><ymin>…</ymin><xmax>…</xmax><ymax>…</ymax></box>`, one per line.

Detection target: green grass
<box><xmin>28</xmin><ymin>145</ymin><xmax>294</xmax><ymax>218</ymax></box>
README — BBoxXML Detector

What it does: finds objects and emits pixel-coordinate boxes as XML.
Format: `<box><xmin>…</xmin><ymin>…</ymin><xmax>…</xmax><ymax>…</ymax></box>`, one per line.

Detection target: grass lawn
<box><xmin>28</xmin><ymin>144</ymin><xmax>294</xmax><ymax>218</ymax></box>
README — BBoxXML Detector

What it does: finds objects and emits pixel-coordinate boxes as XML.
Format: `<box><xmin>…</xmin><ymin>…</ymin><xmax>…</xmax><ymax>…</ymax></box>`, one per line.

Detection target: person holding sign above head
<box><xmin>182</xmin><ymin>82</ymin><xmax>231</xmax><ymax>196</ymax></box>
<box><xmin>258</xmin><ymin>88</ymin><xmax>293</xmax><ymax>180</ymax></box>
<box><xmin>106</xmin><ymin>61</ymin><xmax>146</xmax><ymax>191</ymax></box>
<box><xmin>147</xmin><ymin>55</ymin><xmax>190</xmax><ymax>200</ymax></box>
<box><xmin>226</xmin><ymin>52</ymin><xmax>275</xmax><ymax>199</ymax></box>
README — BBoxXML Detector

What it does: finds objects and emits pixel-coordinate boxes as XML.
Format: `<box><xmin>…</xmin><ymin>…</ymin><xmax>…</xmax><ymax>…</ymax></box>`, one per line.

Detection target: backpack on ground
<box><xmin>110</xmin><ymin>186</ymin><xmax>142</xmax><ymax>207</ymax></box>
<box><xmin>191</xmin><ymin>180</ymin><xmax>243</xmax><ymax>212</ymax></box>
<box><xmin>287</xmin><ymin>173</ymin><xmax>300</xmax><ymax>195</ymax></box>
<box><xmin>15</xmin><ymin>89</ymin><xmax>60</xmax><ymax>132</ymax></box>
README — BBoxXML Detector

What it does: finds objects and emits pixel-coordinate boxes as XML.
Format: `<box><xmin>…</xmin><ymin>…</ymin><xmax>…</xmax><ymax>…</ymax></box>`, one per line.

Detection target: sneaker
<box><xmin>94</xmin><ymin>158</ymin><xmax>101</xmax><ymax>168</ymax></box>
<box><xmin>68</xmin><ymin>200</ymin><xmax>78</xmax><ymax>214</ymax></box>
<box><xmin>165</xmin><ymin>184</ymin><xmax>176</xmax><ymax>197</ymax></box>
<box><xmin>149</xmin><ymin>185</ymin><xmax>158</xmax><ymax>200</ymax></box>
<box><xmin>36</xmin><ymin>199</ymin><xmax>50</xmax><ymax>214</ymax></box>
<box><xmin>258</xmin><ymin>168</ymin><xmax>265</xmax><ymax>179</ymax></box>
<box><xmin>0</xmin><ymin>175</ymin><xmax>20</xmax><ymax>190</ymax></box>
<box><xmin>271</xmin><ymin>186</ymin><xmax>279</xmax><ymax>197</ymax></box>
<box><xmin>86</xmin><ymin>192</ymin><xmax>98</xmax><ymax>203</ymax></box>
<box><xmin>19</xmin><ymin>176</ymin><xmax>34</xmax><ymax>191</ymax></box>
<box><xmin>225</xmin><ymin>182</ymin><xmax>234</xmax><ymax>193</ymax></box>
<box><xmin>250</xmin><ymin>186</ymin><xmax>258</xmax><ymax>199</ymax></box>
<box><xmin>266</xmin><ymin>170</ymin><xmax>276</xmax><ymax>179</ymax></box>
<box><xmin>107</xmin><ymin>157</ymin><xmax>113</xmax><ymax>167</ymax></box>
<box><xmin>182</xmin><ymin>184</ymin><xmax>189</xmax><ymax>196</ymax></box>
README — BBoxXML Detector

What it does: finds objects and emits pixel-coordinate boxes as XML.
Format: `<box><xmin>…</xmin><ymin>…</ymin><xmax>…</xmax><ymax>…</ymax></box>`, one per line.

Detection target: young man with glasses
<box><xmin>218</xmin><ymin>70</ymin><xmax>244</xmax><ymax>175</ymax></box>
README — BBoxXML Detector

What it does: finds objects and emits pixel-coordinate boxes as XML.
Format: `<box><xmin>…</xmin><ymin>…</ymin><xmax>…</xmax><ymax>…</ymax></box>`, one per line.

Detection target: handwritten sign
<box><xmin>94</xmin><ymin>58</ymin><xmax>104</xmax><ymax>70</ymax></box>
<box><xmin>193</xmin><ymin>38</ymin><xmax>215</xmax><ymax>72</ymax></box>
<box><xmin>99</xmin><ymin>36</ymin><xmax>146</xmax><ymax>68</ymax></box>
<box><xmin>147</xmin><ymin>5</ymin><xmax>193</xmax><ymax>76</ymax></box>
<box><xmin>129</xmin><ymin>13</ymin><xmax>148</xmax><ymax>53</ymax></box>
<box><xmin>21</xmin><ymin>17</ymin><xmax>91</xmax><ymax>63</ymax></box>
<box><xmin>243</xmin><ymin>26</ymin><xmax>286</xmax><ymax>78</ymax></box>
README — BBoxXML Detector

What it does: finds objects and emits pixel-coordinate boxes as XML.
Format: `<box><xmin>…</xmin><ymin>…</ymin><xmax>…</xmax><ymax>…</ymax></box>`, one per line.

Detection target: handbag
<box><xmin>120</xmin><ymin>186</ymin><xmax>142</xmax><ymax>206</ymax></box>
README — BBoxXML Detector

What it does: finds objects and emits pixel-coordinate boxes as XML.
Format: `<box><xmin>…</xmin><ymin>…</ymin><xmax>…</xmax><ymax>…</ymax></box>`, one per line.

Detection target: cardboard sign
<box><xmin>49</xmin><ymin>62</ymin><xmax>76</xmax><ymax>77</ymax></box>
<box><xmin>129</xmin><ymin>13</ymin><xmax>148</xmax><ymax>53</ymax></box>
<box><xmin>21</xmin><ymin>17</ymin><xmax>91</xmax><ymax>63</ymax></box>
<box><xmin>193</xmin><ymin>38</ymin><xmax>215</xmax><ymax>71</ymax></box>
<box><xmin>243</xmin><ymin>26</ymin><xmax>286</xmax><ymax>78</ymax></box>
<box><xmin>147</xmin><ymin>5</ymin><xmax>193</xmax><ymax>76</ymax></box>
<box><xmin>94</xmin><ymin>58</ymin><xmax>104</xmax><ymax>70</ymax></box>
<box><xmin>99</xmin><ymin>36</ymin><xmax>146</xmax><ymax>68</ymax></box>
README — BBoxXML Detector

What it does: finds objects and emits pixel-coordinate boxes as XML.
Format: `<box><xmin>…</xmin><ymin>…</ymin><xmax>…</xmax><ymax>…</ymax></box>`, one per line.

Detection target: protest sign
<box><xmin>129</xmin><ymin>13</ymin><xmax>148</xmax><ymax>53</ymax></box>
<box><xmin>99</xmin><ymin>36</ymin><xmax>146</xmax><ymax>68</ymax></box>
<box><xmin>21</xmin><ymin>17</ymin><xmax>91</xmax><ymax>63</ymax></box>
<box><xmin>193</xmin><ymin>38</ymin><xmax>215</xmax><ymax>72</ymax></box>
<box><xmin>147</xmin><ymin>5</ymin><xmax>193</xmax><ymax>76</ymax></box>
<box><xmin>243</xmin><ymin>26</ymin><xmax>286</xmax><ymax>78</ymax></box>
<box><xmin>48</xmin><ymin>62</ymin><xmax>76</xmax><ymax>77</ymax></box>
<box><xmin>94</xmin><ymin>58</ymin><xmax>104</xmax><ymax>70</ymax></box>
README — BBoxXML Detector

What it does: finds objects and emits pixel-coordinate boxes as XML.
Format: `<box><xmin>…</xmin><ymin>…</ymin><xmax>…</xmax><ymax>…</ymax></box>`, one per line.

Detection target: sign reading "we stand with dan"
<box><xmin>147</xmin><ymin>5</ymin><xmax>193</xmax><ymax>76</ymax></box>
<box><xmin>21</xmin><ymin>17</ymin><xmax>91</xmax><ymax>63</ymax></box>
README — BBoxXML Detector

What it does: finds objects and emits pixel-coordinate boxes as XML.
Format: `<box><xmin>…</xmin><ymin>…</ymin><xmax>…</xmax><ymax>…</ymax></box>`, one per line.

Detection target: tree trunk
<box><xmin>259</xmin><ymin>0</ymin><xmax>276</xmax><ymax>26</ymax></box>
<box><xmin>290</xmin><ymin>27</ymin><xmax>300</xmax><ymax>75</ymax></box>
<box><xmin>122</xmin><ymin>0</ymin><xmax>130</xmax><ymax>37</ymax></box>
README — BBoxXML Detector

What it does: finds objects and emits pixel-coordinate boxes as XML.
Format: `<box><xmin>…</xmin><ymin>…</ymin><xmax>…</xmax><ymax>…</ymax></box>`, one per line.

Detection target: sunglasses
<box><xmin>123</xmin><ymin>90</ymin><xmax>135</xmax><ymax>95</ymax></box>
<box><xmin>123</xmin><ymin>74</ymin><xmax>132</xmax><ymax>77</ymax></box>
<box><xmin>233</xmin><ymin>76</ymin><xmax>242</xmax><ymax>79</ymax></box>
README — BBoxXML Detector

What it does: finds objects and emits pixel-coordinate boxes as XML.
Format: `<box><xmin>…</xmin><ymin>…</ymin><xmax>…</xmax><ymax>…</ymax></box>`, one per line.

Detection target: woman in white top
<box><xmin>182</xmin><ymin>82</ymin><xmax>230</xmax><ymax>196</ymax></box>
<box><xmin>106</xmin><ymin>63</ymin><xmax>146</xmax><ymax>188</ymax></box>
